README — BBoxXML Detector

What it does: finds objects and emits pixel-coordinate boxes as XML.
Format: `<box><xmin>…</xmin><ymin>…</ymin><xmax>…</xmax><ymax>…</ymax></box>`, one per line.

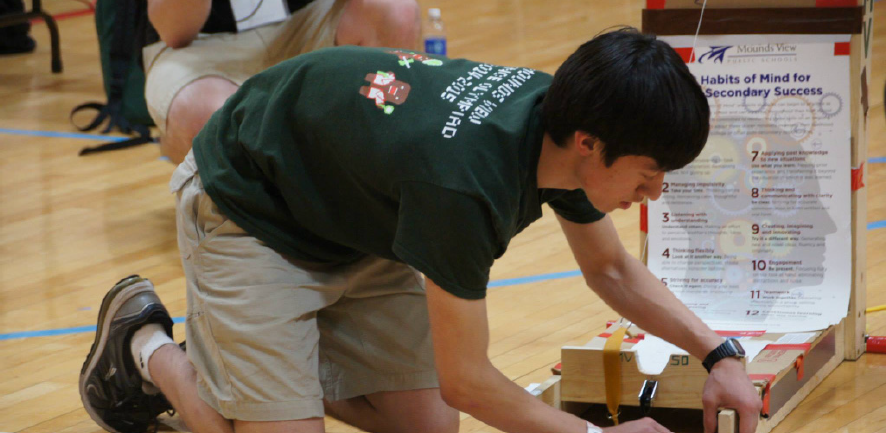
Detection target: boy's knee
<box><xmin>340</xmin><ymin>0</ymin><xmax>420</xmax><ymax>50</ymax></box>
<box><xmin>168</xmin><ymin>77</ymin><xmax>237</xmax><ymax>134</ymax></box>
<box><xmin>163</xmin><ymin>77</ymin><xmax>238</xmax><ymax>163</ymax></box>
<box><xmin>374</xmin><ymin>0</ymin><xmax>420</xmax><ymax>49</ymax></box>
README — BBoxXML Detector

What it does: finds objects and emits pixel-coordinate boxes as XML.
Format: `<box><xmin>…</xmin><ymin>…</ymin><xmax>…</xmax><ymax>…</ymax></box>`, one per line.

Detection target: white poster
<box><xmin>648</xmin><ymin>35</ymin><xmax>853</xmax><ymax>332</ymax></box>
<box><xmin>232</xmin><ymin>0</ymin><xmax>291</xmax><ymax>32</ymax></box>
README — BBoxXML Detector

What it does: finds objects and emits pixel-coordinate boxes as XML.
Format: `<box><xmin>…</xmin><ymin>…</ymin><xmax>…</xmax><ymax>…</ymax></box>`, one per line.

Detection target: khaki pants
<box><xmin>143</xmin><ymin>0</ymin><xmax>347</xmax><ymax>134</ymax></box>
<box><xmin>170</xmin><ymin>151</ymin><xmax>439</xmax><ymax>421</ymax></box>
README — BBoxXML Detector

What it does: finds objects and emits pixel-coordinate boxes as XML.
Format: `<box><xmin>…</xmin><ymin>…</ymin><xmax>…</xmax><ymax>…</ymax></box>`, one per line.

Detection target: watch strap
<box><xmin>703</xmin><ymin>339</ymin><xmax>739</xmax><ymax>372</ymax></box>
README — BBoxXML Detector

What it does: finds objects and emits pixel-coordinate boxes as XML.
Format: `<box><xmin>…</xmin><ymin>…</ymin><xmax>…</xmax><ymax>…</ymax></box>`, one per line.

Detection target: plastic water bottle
<box><xmin>423</xmin><ymin>8</ymin><xmax>447</xmax><ymax>56</ymax></box>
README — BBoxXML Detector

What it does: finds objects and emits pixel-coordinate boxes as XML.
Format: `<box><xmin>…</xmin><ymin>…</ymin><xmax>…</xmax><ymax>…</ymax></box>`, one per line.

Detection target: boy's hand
<box><xmin>702</xmin><ymin>357</ymin><xmax>763</xmax><ymax>433</ymax></box>
<box><xmin>601</xmin><ymin>418</ymin><xmax>672</xmax><ymax>433</ymax></box>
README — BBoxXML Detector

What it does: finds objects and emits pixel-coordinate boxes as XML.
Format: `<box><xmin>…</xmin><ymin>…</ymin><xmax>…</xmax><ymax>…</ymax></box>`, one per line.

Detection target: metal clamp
<box><xmin>639</xmin><ymin>380</ymin><xmax>658</xmax><ymax>416</ymax></box>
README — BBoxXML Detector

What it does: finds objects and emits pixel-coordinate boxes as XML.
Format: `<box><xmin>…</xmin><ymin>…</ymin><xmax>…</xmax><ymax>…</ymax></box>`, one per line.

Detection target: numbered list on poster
<box><xmin>648</xmin><ymin>35</ymin><xmax>853</xmax><ymax>332</ymax></box>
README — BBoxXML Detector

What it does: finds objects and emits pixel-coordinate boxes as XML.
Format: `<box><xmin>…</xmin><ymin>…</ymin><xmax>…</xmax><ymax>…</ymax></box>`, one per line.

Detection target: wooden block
<box><xmin>536</xmin><ymin>375</ymin><xmax>563</xmax><ymax>410</ymax></box>
<box><xmin>845</xmin><ymin>5</ymin><xmax>873</xmax><ymax>360</ymax></box>
<box><xmin>718</xmin><ymin>409</ymin><xmax>737</xmax><ymax>433</ymax></box>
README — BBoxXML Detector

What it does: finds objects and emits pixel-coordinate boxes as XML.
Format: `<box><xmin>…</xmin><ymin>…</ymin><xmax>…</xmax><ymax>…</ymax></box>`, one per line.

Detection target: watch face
<box><xmin>728</xmin><ymin>338</ymin><xmax>746</xmax><ymax>357</ymax></box>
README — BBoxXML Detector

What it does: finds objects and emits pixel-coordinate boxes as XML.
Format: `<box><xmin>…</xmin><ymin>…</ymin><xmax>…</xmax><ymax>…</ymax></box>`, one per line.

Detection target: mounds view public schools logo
<box><xmin>697</xmin><ymin>46</ymin><xmax>732</xmax><ymax>64</ymax></box>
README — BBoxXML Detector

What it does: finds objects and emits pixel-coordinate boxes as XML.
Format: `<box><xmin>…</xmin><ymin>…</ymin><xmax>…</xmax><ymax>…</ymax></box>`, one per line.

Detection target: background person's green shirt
<box><xmin>193</xmin><ymin>46</ymin><xmax>604</xmax><ymax>299</ymax></box>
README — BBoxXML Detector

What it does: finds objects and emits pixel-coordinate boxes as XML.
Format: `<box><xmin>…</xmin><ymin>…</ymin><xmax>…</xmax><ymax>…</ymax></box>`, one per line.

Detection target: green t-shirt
<box><xmin>193</xmin><ymin>46</ymin><xmax>604</xmax><ymax>299</ymax></box>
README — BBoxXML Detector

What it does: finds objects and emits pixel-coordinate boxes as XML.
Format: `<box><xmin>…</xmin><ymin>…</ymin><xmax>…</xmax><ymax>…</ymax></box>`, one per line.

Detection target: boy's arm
<box><xmin>556</xmin><ymin>214</ymin><xmax>762</xmax><ymax>433</ymax></box>
<box><xmin>425</xmin><ymin>277</ymin><xmax>590</xmax><ymax>433</ymax></box>
<box><xmin>147</xmin><ymin>0</ymin><xmax>211</xmax><ymax>48</ymax></box>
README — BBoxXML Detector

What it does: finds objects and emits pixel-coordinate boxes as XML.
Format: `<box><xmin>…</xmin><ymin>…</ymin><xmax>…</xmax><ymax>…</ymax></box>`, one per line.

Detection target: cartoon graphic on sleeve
<box><xmin>359</xmin><ymin>71</ymin><xmax>411</xmax><ymax>115</ymax></box>
<box><xmin>386</xmin><ymin>50</ymin><xmax>444</xmax><ymax>68</ymax></box>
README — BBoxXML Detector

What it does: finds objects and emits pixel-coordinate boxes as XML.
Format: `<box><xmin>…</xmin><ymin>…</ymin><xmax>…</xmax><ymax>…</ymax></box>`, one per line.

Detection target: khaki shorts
<box><xmin>143</xmin><ymin>0</ymin><xmax>347</xmax><ymax>135</ymax></box>
<box><xmin>170</xmin><ymin>151</ymin><xmax>439</xmax><ymax>422</ymax></box>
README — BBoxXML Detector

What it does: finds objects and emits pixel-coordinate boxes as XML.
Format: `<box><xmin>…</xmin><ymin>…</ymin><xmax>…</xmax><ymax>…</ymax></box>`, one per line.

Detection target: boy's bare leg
<box><xmin>325</xmin><ymin>388</ymin><xmax>459</xmax><ymax>433</ymax></box>
<box><xmin>148</xmin><ymin>344</ymin><xmax>234</xmax><ymax>433</ymax></box>
<box><xmin>234</xmin><ymin>419</ymin><xmax>325</xmax><ymax>433</ymax></box>
<box><xmin>151</xmin><ymin>344</ymin><xmax>328</xmax><ymax>433</ymax></box>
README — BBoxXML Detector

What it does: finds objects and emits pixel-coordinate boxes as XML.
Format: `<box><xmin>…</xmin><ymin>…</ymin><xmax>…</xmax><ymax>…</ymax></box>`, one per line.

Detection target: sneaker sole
<box><xmin>79</xmin><ymin>276</ymin><xmax>156</xmax><ymax>433</ymax></box>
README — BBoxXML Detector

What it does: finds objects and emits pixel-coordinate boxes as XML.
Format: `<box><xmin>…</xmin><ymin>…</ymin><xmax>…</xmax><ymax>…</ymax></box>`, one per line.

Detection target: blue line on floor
<box><xmin>0</xmin><ymin>317</ymin><xmax>185</xmax><ymax>341</ymax></box>
<box><xmin>5</xmin><ymin>125</ymin><xmax>886</xmax><ymax>167</ymax></box>
<box><xmin>487</xmin><ymin>269</ymin><xmax>582</xmax><ymax>287</ymax></box>
<box><xmin>0</xmin><ymin>128</ymin><xmax>129</xmax><ymax>142</ymax></box>
<box><xmin>2</xmin><ymin>273</ymin><xmax>590</xmax><ymax>340</ymax></box>
<box><xmin>2</xmin><ymin>168</ymin><xmax>886</xmax><ymax>340</ymax></box>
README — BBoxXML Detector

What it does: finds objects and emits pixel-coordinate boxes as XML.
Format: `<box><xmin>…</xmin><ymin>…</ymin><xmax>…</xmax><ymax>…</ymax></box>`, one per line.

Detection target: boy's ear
<box><xmin>574</xmin><ymin>131</ymin><xmax>599</xmax><ymax>157</ymax></box>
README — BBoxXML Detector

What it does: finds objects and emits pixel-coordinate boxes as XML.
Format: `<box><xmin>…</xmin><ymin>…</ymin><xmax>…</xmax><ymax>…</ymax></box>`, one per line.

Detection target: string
<box><xmin>647</xmin><ymin>0</ymin><xmax>707</xmax><ymax>282</ymax></box>
<box><xmin>690</xmin><ymin>0</ymin><xmax>709</xmax><ymax>62</ymax></box>
<box><xmin>236</xmin><ymin>0</ymin><xmax>267</xmax><ymax>23</ymax></box>
<box><xmin>642</xmin><ymin>229</ymin><xmax>649</xmax><ymax>264</ymax></box>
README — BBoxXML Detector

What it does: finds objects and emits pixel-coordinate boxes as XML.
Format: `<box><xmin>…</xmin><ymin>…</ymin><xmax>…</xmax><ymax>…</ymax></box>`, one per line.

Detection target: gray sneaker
<box><xmin>79</xmin><ymin>275</ymin><xmax>174</xmax><ymax>432</ymax></box>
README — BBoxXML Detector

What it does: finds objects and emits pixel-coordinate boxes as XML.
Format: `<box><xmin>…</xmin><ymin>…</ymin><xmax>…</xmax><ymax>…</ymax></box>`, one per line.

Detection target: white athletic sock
<box><xmin>130</xmin><ymin>323</ymin><xmax>175</xmax><ymax>385</ymax></box>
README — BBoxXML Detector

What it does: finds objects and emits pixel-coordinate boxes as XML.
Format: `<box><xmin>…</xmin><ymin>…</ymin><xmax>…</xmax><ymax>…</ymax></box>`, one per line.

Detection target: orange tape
<box><xmin>604</xmin><ymin>327</ymin><xmax>629</xmax><ymax>425</ymax></box>
<box><xmin>762</xmin><ymin>343</ymin><xmax>810</xmax><ymax>381</ymax></box>
<box><xmin>748</xmin><ymin>373</ymin><xmax>777</xmax><ymax>416</ymax></box>
<box><xmin>852</xmin><ymin>163</ymin><xmax>865</xmax><ymax>191</ymax></box>
<box><xmin>795</xmin><ymin>354</ymin><xmax>805</xmax><ymax>381</ymax></box>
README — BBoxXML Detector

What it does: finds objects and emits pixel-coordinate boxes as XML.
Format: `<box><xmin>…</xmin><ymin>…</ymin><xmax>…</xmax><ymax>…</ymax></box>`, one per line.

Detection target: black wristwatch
<box><xmin>702</xmin><ymin>338</ymin><xmax>746</xmax><ymax>373</ymax></box>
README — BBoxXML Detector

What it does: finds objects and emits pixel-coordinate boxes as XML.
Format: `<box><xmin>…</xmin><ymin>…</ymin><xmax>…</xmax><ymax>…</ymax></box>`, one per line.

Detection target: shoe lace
<box><xmin>105</xmin><ymin>388</ymin><xmax>171</xmax><ymax>432</ymax></box>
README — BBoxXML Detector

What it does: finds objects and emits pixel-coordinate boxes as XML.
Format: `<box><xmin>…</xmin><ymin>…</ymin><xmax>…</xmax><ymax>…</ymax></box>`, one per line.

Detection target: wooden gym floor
<box><xmin>1</xmin><ymin>1</ymin><xmax>885</xmax><ymax>432</ymax></box>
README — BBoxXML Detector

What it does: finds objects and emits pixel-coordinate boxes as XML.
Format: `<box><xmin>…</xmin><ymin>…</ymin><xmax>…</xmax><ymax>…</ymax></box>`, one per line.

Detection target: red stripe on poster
<box><xmin>763</xmin><ymin>343</ymin><xmax>812</xmax><ymax>353</ymax></box>
<box><xmin>716</xmin><ymin>330</ymin><xmax>766</xmax><ymax>337</ymax></box>
<box><xmin>834</xmin><ymin>41</ymin><xmax>851</xmax><ymax>55</ymax></box>
<box><xmin>647</xmin><ymin>0</ymin><xmax>666</xmax><ymax>9</ymax></box>
<box><xmin>640</xmin><ymin>203</ymin><xmax>648</xmax><ymax>233</ymax></box>
<box><xmin>674</xmin><ymin>47</ymin><xmax>695</xmax><ymax>63</ymax></box>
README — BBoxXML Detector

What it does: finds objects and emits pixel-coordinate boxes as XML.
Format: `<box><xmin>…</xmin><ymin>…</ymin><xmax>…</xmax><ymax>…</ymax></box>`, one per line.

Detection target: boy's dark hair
<box><xmin>542</xmin><ymin>27</ymin><xmax>709</xmax><ymax>171</ymax></box>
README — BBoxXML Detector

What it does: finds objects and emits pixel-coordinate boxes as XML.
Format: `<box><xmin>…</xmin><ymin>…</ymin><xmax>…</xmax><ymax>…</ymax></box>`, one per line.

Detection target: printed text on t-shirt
<box><xmin>439</xmin><ymin>65</ymin><xmax>536</xmax><ymax>138</ymax></box>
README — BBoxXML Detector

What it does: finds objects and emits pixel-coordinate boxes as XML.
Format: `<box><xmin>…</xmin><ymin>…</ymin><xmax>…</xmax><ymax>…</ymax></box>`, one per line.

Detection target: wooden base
<box><xmin>535</xmin><ymin>322</ymin><xmax>845</xmax><ymax>433</ymax></box>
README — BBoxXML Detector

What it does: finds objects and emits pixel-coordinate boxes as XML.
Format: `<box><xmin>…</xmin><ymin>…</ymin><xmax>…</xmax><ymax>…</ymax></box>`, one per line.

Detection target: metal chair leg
<box><xmin>40</xmin><ymin>12</ymin><xmax>62</xmax><ymax>73</ymax></box>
